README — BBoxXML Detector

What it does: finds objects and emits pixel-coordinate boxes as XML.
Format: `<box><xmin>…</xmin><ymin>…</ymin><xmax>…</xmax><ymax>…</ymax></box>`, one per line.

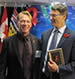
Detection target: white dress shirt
<box><xmin>42</xmin><ymin>25</ymin><xmax>66</xmax><ymax>72</ymax></box>
<box><xmin>47</xmin><ymin>25</ymin><xmax>66</xmax><ymax>52</ymax></box>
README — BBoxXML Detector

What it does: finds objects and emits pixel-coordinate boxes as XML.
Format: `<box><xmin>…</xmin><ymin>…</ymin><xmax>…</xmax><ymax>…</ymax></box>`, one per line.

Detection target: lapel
<box><xmin>44</xmin><ymin>29</ymin><xmax>53</xmax><ymax>51</ymax></box>
<box><xmin>14</xmin><ymin>34</ymin><xmax>23</xmax><ymax>68</ymax></box>
<box><xmin>57</xmin><ymin>27</ymin><xmax>70</xmax><ymax>48</ymax></box>
<box><xmin>30</xmin><ymin>34</ymin><xmax>36</xmax><ymax>64</ymax></box>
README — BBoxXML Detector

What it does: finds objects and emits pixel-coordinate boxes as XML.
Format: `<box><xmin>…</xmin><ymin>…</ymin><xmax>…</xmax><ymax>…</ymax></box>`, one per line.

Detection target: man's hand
<box><xmin>48</xmin><ymin>59</ymin><xmax>58</xmax><ymax>72</ymax></box>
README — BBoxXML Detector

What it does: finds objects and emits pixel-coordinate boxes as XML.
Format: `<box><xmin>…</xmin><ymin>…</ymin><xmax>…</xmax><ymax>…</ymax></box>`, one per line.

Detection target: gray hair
<box><xmin>51</xmin><ymin>3</ymin><xmax>68</xmax><ymax>20</ymax></box>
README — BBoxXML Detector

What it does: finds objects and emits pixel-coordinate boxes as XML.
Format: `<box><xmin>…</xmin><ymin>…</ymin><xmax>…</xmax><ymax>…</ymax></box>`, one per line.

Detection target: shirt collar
<box><xmin>58</xmin><ymin>25</ymin><xmax>66</xmax><ymax>34</ymax></box>
<box><xmin>17</xmin><ymin>32</ymin><xmax>30</xmax><ymax>41</ymax></box>
<box><xmin>53</xmin><ymin>25</ymin><xmax>66</xmax><ymax>34</ymax></box>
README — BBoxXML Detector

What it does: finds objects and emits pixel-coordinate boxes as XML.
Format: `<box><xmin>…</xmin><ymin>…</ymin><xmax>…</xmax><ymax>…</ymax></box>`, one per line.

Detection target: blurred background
<box><xmin>0</xmin><ymin>0</ymin><xmax>75</xmax><ymax>50</ymax></box>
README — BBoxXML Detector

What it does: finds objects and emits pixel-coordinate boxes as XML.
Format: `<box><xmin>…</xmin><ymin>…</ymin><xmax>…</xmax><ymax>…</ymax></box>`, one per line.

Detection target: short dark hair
<box><xmin>51</xmin><ymin>3</ymin><xmax>68</xmax><ymax>20</ymax></box>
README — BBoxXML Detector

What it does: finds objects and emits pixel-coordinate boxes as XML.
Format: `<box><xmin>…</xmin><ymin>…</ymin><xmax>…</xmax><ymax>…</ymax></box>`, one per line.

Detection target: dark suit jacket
<box><xmin>0</xmin><ymin>33</ymin><xmax>41</xmax><ymax>79</ymax></box>
<box><xmin>40</xmin><ymin>27</ymin><xmax>75</xmax><ymax>79</ymax></box>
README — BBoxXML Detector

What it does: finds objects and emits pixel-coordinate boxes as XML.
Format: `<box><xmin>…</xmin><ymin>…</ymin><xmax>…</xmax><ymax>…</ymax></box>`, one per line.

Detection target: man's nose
<box><xmin>23</xmin><ymin>21</ymin><xmax>28</xmax><ymax>25</ymax></box>
<box><xmin>50</xmin><ymin>16</ymin><xmax>54</xmax><ymax>20</ymax></box>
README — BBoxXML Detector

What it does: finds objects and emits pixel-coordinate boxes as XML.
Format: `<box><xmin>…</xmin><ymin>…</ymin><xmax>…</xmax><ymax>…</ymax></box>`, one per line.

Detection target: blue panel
<box><xmin>30</xmin><ymin>5</ymin><xmax>75</xmax><ymax>39</ymax></box>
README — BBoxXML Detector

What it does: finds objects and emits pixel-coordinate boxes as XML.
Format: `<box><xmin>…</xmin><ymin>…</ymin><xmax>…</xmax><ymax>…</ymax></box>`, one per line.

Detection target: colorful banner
<box><xmin>0</xmin><ymin>4</ymin><xmax>8</xmax><ymax>42</ymax></box>
<box><xmin>0</xmin><ymin>5</ymin><xmax>75</xmax><ymax>39</ymax></box>
<box><xmin>29</xmin><ymin>5</ymin><xmax>75</xmax><ymax>38</ymax></box>
<box><xmin>8</xmin><ymin>8</ymin><xmax>18</xmax><ymax>36</ymax></box>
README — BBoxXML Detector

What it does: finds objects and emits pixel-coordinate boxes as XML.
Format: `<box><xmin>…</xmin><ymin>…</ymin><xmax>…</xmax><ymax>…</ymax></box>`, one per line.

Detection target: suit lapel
<box><xmin>57</xmin><ymin>27</ymin><xmax>70</xmax><ymax>48</ymax></box>
<box><xmin>30</xmin><ymin>34</ymin><xmax>36</xmax><ymax>64</ymax></box>
<box><xmin>44</xmin><ymin>29</ymin><xmax>53</xmax><ymax>51</ymax></box>
<box><xmin>14</xmin><ymin>34</ymin><xmax>23</xmax><ymax>68</ymax></box>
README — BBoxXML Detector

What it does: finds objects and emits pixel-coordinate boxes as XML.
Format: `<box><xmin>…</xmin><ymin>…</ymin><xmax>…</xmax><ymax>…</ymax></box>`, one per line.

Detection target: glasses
<box><xmin>49</xmin><ymin>14</ymin><xmax>63</xmax><ymax>17</ymax></box>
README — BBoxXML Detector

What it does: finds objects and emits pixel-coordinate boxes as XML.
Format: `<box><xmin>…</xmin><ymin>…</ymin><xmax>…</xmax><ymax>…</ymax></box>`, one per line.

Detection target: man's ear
<box><xmin>63</xmin><ymin>14</ymin><xmax>66</xmax><ymax>20</ymax></box>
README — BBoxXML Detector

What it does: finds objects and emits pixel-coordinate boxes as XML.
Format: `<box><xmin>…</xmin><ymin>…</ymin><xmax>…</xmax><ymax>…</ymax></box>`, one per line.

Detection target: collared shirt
<box><xmin>17</xmin><ymin>32</ymin><xmax>32</xmax><ymax>59</ymax></box>
<box><xmin>47</xmin><ymin>25</ymin><xmax>66</xmax><ymax>52</ymax></box>
<box><xmin>42</xmin><ymin>25</ymin><xmax>67</xmax><ymax>73</ymax></box>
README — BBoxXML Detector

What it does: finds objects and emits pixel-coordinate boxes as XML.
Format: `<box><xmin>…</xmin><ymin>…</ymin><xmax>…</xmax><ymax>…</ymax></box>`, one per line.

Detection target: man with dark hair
<box><xmin>40</xmin><ymin>2</ymin><xmax>75</xmax><ymax>79</ymax></box>
<box><xmin>0</xmin><ymin>11</ymin><xmax>41</xmax><ymax>79</ymax></box>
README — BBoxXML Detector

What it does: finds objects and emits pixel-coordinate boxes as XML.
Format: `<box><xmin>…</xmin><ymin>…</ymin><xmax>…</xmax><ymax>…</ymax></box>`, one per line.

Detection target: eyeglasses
<box><xmin>49</xmin><ymin>14</ymin><xmax>63</xmax><ymax>17</ymax></box>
